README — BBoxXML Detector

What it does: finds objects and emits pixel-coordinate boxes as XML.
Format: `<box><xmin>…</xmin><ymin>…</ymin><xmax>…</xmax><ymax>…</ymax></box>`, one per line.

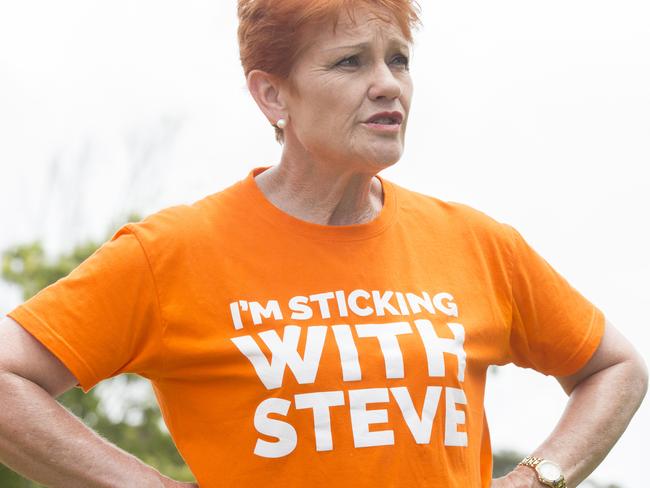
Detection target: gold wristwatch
<box><xmin>518</xmin><ymin>456</ymin><xmax>566</xmax><ymax>488</ymax></box>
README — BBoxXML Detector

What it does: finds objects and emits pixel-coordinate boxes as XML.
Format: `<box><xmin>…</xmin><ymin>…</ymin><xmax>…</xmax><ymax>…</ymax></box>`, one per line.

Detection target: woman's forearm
<box><xmin>0</xmin><ymin>371</ymin><xmax>166</xmax><ymax>488</ymax></box>
<box><xmin>512</xmin><ymin>356</ymin><xmax>648</xmax><ymax>487</ymax></box>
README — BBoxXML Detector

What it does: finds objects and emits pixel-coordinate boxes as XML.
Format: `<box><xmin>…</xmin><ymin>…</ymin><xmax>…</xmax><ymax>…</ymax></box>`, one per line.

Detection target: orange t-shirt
<box><xmin>8</xmin><ymin>165</ymin><xmax>605</xmax><ymax>487</ymax></box>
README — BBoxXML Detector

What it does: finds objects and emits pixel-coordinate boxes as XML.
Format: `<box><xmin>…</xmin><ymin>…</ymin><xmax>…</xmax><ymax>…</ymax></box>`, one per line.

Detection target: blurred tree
<box><xmin>492</xmin><ymin>449</ymin><xmax>523</xmax><ymax>477</ymax></box>
<box><xmin>0</xmin><ymin>214</ymin><xmax>196</xmax><ymax>487</ymax></box>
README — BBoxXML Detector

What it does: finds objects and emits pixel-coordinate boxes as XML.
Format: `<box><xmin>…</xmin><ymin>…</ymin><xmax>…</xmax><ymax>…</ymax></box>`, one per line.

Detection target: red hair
<box><xmin>237</xmin><ymin>0</ymin><xmax>422</xmax><ymax>142</ymax></box>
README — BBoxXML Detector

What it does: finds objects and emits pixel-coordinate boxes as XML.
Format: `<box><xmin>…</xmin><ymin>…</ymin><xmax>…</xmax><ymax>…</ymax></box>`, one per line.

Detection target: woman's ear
<box><xmin>247</xmin><ymin>70</ymin><xmax>288</xmax><ymax>125</ymax></box>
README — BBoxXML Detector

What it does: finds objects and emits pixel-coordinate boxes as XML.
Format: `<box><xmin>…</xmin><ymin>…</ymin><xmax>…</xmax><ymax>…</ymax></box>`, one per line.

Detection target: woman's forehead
<box><xmin>308</xmin><ymin>9</ymin><xmax>408</xmax><ymax>52</ymax></box>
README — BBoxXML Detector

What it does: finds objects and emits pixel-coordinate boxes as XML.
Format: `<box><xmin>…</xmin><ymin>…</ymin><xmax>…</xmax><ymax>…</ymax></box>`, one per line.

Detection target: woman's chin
<box><xmin>365</xmin><ymin>145</ymin><xmax>404</xmax><ymax>168</ymax></box>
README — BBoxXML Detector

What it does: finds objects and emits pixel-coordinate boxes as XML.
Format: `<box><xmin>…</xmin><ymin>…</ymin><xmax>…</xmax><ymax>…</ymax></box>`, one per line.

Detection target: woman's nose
<box><xmin>367</xmin><ymin>63</ymin><xmax>402</xmax><ymax>100</ymax></box>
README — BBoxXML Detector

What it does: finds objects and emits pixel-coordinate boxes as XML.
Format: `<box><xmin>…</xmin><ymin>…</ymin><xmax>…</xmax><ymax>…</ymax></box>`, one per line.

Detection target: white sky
<box><xmin>0</xmin><ymin>1</ymin><xmax>648</xmax><ymax>486</ymax></box>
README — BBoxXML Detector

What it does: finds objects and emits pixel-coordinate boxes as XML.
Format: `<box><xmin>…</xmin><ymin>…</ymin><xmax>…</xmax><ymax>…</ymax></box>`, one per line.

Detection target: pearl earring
<box><xmin>276</xmin><ymin>118</ymin><xmax>287</xmax><ymax>129</ymax></box>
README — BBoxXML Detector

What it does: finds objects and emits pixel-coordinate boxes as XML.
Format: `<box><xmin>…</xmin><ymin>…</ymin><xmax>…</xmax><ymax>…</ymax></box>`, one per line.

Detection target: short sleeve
<box><xmin>6</xmin><ymin>224</ymin><xmax>164</xmax><ymax>393</ymax></box>
<box><xmin>503</xmin><ymin>224</ymin><xmax>605</xmax><ymax>376</ymax></box>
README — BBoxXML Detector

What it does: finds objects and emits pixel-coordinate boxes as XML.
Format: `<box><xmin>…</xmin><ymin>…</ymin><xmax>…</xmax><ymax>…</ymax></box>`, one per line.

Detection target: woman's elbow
<box><xmin>633</xmin><ymin>351</ymin><xmax>649</xmax><ymax>399</ymax></box>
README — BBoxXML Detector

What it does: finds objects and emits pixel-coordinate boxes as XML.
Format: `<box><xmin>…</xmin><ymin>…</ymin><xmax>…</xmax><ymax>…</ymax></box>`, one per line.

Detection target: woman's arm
<box><xmin>492</xmin><ymin>320</ymin><xmax>648</xmax><ymax>488</ymax></box>
<box><xmin>0</xmin><ymin>317</ymin><xmax>197</xmax><ymax>488</ymax></box>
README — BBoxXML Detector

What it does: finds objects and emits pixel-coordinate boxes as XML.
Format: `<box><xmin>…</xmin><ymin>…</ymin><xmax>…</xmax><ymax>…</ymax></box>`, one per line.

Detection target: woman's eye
<box><xmin>393</xmin><ymin>55</ymin><xmax>410</xmax><ymax>68</ymax></box>
<box><xmin>337</xmin><ymin>56</ymin><xmax>359</xmax><ymax>67</ymax></box>
<box><xmin>335</xmin><ymin>54</ymin><xmax>409</xmax><ymax>69</ymax></box>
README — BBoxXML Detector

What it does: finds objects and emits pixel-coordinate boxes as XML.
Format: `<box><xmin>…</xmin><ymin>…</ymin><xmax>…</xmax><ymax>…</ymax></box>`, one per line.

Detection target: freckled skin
<box><xmin>281</xmin><ymin>7</ymin><xmax>413</xmax><ymax>174</ymax></box>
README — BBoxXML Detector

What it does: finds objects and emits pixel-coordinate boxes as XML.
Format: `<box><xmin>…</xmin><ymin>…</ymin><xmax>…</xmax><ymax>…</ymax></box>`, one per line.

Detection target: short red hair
<box><xmin>237</xmin><ymin>0</ymin><xmax>422</xmax><ymax>142</ymax></box>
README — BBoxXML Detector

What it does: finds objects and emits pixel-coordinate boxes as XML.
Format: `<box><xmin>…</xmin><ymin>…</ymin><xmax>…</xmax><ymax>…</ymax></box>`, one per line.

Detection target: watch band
<box><xmin>518</xmin><ymin>456</ymin><xmax>567</xmax><ymax>488</ymax></box>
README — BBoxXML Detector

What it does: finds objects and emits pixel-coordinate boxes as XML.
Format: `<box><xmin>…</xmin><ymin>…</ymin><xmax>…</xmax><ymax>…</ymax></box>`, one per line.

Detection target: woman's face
<box><xmin>281</xmin><ymin>7</ymin><xmax>413</xmax><ymax>172</ymax></box>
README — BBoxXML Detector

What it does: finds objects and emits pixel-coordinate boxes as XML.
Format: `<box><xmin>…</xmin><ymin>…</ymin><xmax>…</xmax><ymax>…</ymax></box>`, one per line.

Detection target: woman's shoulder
<box><xmin>114</xmin><ymin>183</ymin><xmax>244</xmax><ymax>255</ymax></box>
<box><xmin>390</xmin><ymin>181</ymin><xmax>510</xmax><ymax>237</ymax></box>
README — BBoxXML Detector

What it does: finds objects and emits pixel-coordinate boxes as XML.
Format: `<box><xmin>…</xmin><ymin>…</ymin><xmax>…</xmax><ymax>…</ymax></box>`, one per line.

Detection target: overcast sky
<box><xmin>1</xmin><ymin>1</ymin><xmax>648</xmax><ymax>486</ymax></box>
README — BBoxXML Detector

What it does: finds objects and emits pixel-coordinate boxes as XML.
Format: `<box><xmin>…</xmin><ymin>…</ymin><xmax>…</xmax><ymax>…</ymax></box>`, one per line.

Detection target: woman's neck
<box><xmin>253</xmin><ymin>157</ymin><xmax>384</xmax><ymax>226</ymax></box>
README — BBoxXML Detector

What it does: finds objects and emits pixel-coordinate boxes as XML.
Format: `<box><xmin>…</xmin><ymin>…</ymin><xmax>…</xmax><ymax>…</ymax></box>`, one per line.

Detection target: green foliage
<box><xmin>492</xmin><ymin>449</ymin><xmax>522</xmax><ymax>477</ymax></box>
<box><xmin>1</xmin><ymin>214</ymin><xmax>196</xmax><ymax>486</ymax></box>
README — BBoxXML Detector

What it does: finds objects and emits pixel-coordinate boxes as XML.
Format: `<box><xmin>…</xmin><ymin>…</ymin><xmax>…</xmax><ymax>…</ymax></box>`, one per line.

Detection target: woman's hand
<box><xmin>159</xmin><ymin>480</ymin><xmax>199</xmax><ymax>488</ymax></box>
<box><xmin>491</xmin><ymin>467</ymin><xmax>542</xmax><ymax>487</ymax></box>
<box><xmin>157</xmin><ymin>472</ymin><xmax>199</xmax><ymax>487</ymax></box>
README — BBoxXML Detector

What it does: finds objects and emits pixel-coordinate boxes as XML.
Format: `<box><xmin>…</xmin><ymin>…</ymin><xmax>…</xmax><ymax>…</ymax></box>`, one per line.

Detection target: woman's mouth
<box><xmin>363</xmin><ymin>112</ymin><xmax>403</xmax><ymax>133</ymax></box>
<box><xmin>362</xmin><ymin>121</ymin><xmax>402</xmax><ymax>133</ymax></box>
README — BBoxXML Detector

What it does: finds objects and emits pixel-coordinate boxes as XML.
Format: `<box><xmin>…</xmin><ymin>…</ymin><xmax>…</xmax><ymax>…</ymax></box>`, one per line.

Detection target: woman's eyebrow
<box><xmin>325</xmin><ymin>39</ymin><xmax>409</xmax><ymax>52</ymax></box>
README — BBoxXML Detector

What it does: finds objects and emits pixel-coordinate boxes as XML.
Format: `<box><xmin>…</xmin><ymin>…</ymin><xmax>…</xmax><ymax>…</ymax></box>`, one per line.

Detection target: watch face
<box><xmin>537</xmin><ymin>460</ymin><xmax>562</xmax><ymax>482</ymax></box>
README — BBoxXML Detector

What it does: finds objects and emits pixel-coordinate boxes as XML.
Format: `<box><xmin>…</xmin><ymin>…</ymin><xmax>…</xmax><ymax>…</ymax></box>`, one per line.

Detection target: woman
<box><xmin>0</xmin><ymin>1</ymin><xmax>646</xmax><ymax>487</ymax></box>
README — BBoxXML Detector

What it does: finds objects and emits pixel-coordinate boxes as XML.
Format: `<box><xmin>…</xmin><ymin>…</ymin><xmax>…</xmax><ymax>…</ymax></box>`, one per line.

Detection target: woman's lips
<box><xmin>362</xmin><ymin>121</ymin><xmax>401</xmax><ymax>133</ymax></box>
